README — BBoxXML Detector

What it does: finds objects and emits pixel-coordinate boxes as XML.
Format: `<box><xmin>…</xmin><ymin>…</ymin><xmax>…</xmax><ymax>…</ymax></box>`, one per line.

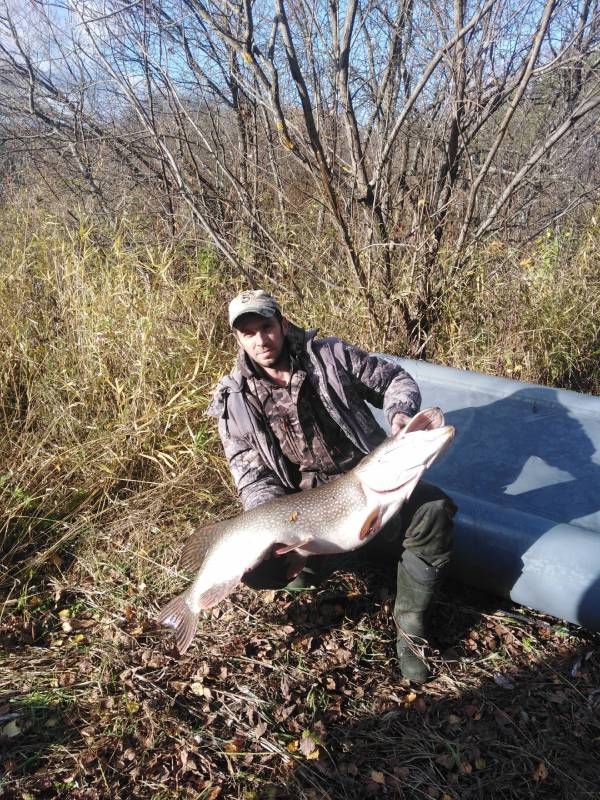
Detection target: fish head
<box><xmin>354</xmin><ymin>407</ymin><xmax>455</xmax><ymax>496</ymax></box>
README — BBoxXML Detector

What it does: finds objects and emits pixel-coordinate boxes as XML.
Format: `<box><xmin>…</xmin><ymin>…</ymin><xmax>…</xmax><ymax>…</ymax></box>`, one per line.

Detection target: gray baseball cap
<box><xmin>228</xmin><ymin>289</ymin><xmax>281</xmax><ymax>328</ymax></box>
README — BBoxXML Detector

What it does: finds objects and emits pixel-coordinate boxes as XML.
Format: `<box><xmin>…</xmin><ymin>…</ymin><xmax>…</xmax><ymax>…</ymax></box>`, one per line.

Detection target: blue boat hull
<box><xmin>373</xmin><ymin>359</ymin><xmax>600</xmax><ymax>629</ymax></box>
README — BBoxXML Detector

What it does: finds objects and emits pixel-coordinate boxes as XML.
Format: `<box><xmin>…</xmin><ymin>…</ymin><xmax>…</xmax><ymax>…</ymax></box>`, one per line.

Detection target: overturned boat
<box><xmin>373</xmin><ymin>358</ymin><xmax>600</xmax><ymax>630</ymax></box>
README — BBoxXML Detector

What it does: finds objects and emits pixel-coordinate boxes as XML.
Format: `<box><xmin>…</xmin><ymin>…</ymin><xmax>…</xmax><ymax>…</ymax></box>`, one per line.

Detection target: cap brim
<box><xmin>230</xmin><ymin>306</ymin><xmax>277</xmax><ymax>327</ymax></box>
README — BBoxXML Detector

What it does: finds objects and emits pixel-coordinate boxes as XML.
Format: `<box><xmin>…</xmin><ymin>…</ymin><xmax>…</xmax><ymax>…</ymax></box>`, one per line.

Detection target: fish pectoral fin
<box><xmin>286</xmin><ymin>553</ymin><xmax>308</xmax><ymax>579</ymax></box>
<box><xmin>359</xmin><ymin>508</ymin><xmax>383</xmax><ymax>541</ymax></box>
<box><xmin>273</xmin><ymin>538</ymin><xmax>313</xmax><ymax>555</ymax></box>
<box><xmin>157</xmin><ymin>592</ymin><xmax>199</xmax><ymax>655</ymax></box>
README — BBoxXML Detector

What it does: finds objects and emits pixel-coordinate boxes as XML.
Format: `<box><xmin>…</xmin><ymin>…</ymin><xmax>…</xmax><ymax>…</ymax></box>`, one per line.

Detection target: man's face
<box><xmin>233</xmin><ymin>313</ymin><xmax>289</xmax><ymax>369</ymax></box>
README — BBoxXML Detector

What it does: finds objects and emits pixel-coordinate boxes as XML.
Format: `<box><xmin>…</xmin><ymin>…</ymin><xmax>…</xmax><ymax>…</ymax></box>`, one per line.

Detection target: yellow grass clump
<box><xmin>0</xmin><ymin>213</ymin><xmax>235</xmax><ymax>595</ymax></box>
<box><xmin>0</xmin><ymin>206</ymin><xmax>598</xmax><ymax>599</ymax></box>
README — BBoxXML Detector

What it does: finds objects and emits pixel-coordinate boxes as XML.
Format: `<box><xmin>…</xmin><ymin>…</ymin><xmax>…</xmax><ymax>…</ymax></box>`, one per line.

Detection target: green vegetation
<box><xmin>1</xmin><ymin>3</ymin><xmax>599</xmax><ymax>795</ymax></box>
<box><xmin>1</xmin><ymin>205</ymin><xmax>599</xmax><ymax>799</ymax></box>
<box><xmin>1</xmin><ymin>207</ymin><xmax>598</xmax><ymax>586</ymax></box>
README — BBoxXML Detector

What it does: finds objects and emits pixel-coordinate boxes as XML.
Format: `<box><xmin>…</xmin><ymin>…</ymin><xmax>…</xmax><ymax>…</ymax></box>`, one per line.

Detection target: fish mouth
<box><xmin>368</xmin><ymin>472</ymin><xmax>422</xmax><ymax>495</ymax></box>
<box><xmin>367</xmin><ymin>426</ymin><xmax>455</xmax><ymax>494</ymax></box>
<box><xmin>424</xmin><ymin>426</ymin><xmax>455</xmax><ymax>465</ymax></box>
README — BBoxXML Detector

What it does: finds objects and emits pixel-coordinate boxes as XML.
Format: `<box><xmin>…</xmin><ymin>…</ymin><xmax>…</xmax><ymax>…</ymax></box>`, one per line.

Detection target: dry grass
<box><xmin>0</xmin><ymin>212</ymin><xmax>238</xmax><ymax>590</ymax></box>
<box><xmin>432</xmin><ymin>227</ymin><xmax>600</xmax><ymax>392</ymax></box>
<box><xmin>1</xmin><ymin>206</ymin><xmax>599</xmax><ymax>799</ymax></box>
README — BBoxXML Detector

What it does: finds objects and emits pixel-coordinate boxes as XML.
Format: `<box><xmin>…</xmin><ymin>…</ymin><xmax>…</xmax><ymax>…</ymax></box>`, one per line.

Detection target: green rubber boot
<box><xmin>392</xmin><ymin>492</ymin><xmax>455</xmax><ymax>682</ymax></box>
<box><xmin>394</xmin><ymin>555</ymin><xmax>440</xmax><ymax>683</ymax></box>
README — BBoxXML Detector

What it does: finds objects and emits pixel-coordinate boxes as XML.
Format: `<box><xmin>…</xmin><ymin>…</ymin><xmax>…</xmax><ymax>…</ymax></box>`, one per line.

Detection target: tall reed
<box><xmin>1</xmin><ymin>207</ymin><xmax>598</xmax><ymax>592</ymax></box>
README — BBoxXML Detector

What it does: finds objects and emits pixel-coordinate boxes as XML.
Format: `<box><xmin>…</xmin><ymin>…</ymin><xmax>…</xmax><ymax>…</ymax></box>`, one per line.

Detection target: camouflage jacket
<box><xmin>206</xmin><ymin>323</ymin><xmax>421</xmax><ymax>511</ymax></box>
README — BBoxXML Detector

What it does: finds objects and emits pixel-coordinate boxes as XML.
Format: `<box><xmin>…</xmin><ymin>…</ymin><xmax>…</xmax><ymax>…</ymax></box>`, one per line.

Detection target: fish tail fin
<box><xmin>157</xmin><ymin>592</ymin><xmax>199</xmax><ymax>655</ymax></box>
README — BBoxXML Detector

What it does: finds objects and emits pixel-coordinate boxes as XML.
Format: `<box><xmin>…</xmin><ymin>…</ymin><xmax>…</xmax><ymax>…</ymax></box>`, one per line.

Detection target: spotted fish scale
<box><xmin>158</xmin><ymin>407</ymin><xmax>455</xmax><ymax>654</ymax></box>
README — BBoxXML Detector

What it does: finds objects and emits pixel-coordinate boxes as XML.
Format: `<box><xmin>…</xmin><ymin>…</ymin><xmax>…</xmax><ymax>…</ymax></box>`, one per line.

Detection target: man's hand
<box><xmin>391</xmin><ymin>411</ymin><xmax>412</xmax><ymax>435</ymax></box>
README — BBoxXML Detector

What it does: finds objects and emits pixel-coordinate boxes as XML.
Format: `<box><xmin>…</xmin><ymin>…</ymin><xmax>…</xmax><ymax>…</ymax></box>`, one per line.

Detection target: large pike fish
<box><xmin>158</xmin><ymin>407</ymin><xmax>454</xmax><ymax>653</ymax></box>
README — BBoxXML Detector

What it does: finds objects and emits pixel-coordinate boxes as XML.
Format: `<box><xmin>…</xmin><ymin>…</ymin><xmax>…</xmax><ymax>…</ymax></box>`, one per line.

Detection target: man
<box><xmin>207</xmin><ymin>289</ymin><xmax>456</xmax><ymax>682</ymax></box>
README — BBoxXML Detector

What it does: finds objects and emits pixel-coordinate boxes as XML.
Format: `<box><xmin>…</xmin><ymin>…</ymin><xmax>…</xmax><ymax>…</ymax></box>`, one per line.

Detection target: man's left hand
<box><xmin>391</xmin><ymin>412</ymin><xmax>412</xmax><ymax>435</ymax></box>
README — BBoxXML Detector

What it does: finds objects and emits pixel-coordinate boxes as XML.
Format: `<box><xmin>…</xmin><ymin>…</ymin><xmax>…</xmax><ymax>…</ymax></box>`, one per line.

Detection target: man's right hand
<box><xmin>391</xmin><ymin>412</ymin><xmax>412</xmax><ymax>435</ymax></box>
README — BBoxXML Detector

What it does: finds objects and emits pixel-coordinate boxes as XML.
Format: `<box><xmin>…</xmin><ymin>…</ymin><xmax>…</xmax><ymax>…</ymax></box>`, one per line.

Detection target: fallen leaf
<box><xmin>2</xmin><ymin>720</ymin><xmax>21</xmax><ymax>738</ymax></box>
<box><xmin>299</xmin><ymin>732</ymin><xmax>319</xmax><ymax>758</ymax></box>
<box><xmin>370</xmin><ymin>770</ymin><xmax>385</xmax><ymax>784</ymax></box>
<box><xmin>435</xmin><ymin>754</ymin><xmax>454</xmax><ymax>770</ymax></box>
<box><xmin>334</xmin><ymin>646</ymin><xmax>352</xmax><ymax>664</ymax></box>
<box><xmin>125</xmin><ymin>698</ymin><xmax>140</xmax><ymax>714</ymax></box>
<box><xmin>280</xmin><ymin>675</ymin><xmax>292</xmax><ymax>700</ymax></box>
<box><xmin>147</xmin><ymin>652</ymin><xmax>165</xmax><ymax>668</ymax></box>
<box><xmin>493</xmin><ymin>673</ymin><xmax>515</xmax><ymax>690</ymax></box>
<box><xmin>252</xmin><ymin>722</ymin><xmax>267</xmax><ymax>738</ymax></box>
<box><xmin>279</xmin><ymin>704</ymin><xmax>295</xmax><ymax>720</ymax></box>
<box><xmin>292</xmin><ymin>635</ymin><xmax>313</xmax><ymax>652</ymax></box>
<box><xmin>532</xmin><ymin>762</ymin><xmax>548</xmax><ymax>782</ymax></box>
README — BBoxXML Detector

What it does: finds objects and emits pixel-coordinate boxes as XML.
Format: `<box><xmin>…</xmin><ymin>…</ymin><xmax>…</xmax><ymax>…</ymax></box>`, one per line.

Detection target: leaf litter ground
<box><xmin>2</xmin><ymin>558</ymin><xmax>599</xmax><ymax>800</ymax></box>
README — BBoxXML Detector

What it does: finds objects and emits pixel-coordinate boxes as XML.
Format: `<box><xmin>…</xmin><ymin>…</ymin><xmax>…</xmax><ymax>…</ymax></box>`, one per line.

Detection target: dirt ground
<box><xmin>2</xmin><ymin>564</ymin><xmax>599</xmax><ymax>800</ymax></box>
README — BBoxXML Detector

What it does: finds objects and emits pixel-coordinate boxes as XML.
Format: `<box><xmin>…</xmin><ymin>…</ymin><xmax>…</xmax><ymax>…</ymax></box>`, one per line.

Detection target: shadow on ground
<box><xmin>2</xmin><ymin>570</ymin><xmax>599</xmax><ymax>800</ymax></box>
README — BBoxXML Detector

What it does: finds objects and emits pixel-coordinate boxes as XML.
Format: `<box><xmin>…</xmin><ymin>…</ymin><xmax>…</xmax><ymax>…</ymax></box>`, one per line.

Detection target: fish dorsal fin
<box><xmin>179</xmin><ymin>520</ymin><xmax>230</xmax><ymax>571</ymax></box>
